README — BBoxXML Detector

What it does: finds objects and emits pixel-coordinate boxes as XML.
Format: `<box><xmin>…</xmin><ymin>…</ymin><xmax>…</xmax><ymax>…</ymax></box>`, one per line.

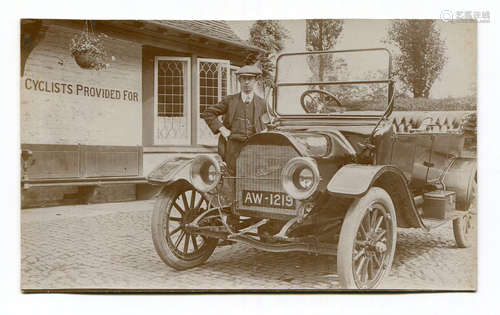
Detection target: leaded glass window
<box><xmin>198</xmin><ymin>59</ymin><xmax>230</xmax><ymax>146</ymax></box>
<box><xmin>155</xmin><ymin>57</ymin><xmax>190</xmax><ymax>145</ymax></box>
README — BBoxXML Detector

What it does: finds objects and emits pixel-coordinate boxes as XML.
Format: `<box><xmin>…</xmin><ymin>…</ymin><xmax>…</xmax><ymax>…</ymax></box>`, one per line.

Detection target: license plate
<box><xmin>242</xmin><ymin>190</ymin><xmax>295</xmax><ymax>209</ymax></box>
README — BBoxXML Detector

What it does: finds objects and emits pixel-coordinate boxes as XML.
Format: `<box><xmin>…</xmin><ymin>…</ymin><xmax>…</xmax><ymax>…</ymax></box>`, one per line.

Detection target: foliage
<box><xmin>305</xmin><ymin>19</ymin><xmax>344</xmax><ymax>82</ymax></box>
<box><xmin>385</xmin><ymin>20</ymin><xmax>447</xmax><ymax>98</ymax></box>
<box><xmin>70</xmin><ymin>31</ymin><xmax>109</xmax><ymax>70</ymax></box>
<box><xmin>461</xmin><ymin>112</ymin><xmax>477</xmax><ymax>151</ymax></box>
<box><xmin>329</xmin><ymin>69</ymin><xmax>388</xmax><ymax>104</ymax></box>
<box><xmin>245</xmin><ymin>20</ymin><xmax>289</xmax><ymax>96</ymax></box>
<box><xmin>306</xmin><ymin>19</ymin><xmax>343</xmax><ymax>51</ymax></box>
<box><xmin>351</xmin><ymin>96</ymin><xmax>477</xmax><ymax>112</ymax></box>
<box><xmin>393</xmin><ymin>96</ymin><xmax>476</xmax><ymax>111</ymax></box>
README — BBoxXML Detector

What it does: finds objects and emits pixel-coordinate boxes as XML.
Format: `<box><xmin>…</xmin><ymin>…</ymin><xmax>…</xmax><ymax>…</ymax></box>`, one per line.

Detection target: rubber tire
<box><xmin>337</xmin><ymin>187</ymin><xmax>397</xmax><ymax>289</ymax></box>
<box><xmin>453</xmin><ymin>215</ymin><xmax>474</xmax><ymax>248</ymax></box>
<box><xmin>453</xmin><ymin>179</ymin><xmax>477</xmax><ymax>248</ymax></box>
<box><xmin>151</xmin><ymin>182</ymin><xmax>218</xmax><ymax>270</ymax></box>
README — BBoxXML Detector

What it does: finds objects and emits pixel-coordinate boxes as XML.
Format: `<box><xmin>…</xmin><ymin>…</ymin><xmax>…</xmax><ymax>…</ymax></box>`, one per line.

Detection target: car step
<box><xmin>421</xmin><ymin>210</ymin><xmax>468</xmax><ymax>230</ymax></box>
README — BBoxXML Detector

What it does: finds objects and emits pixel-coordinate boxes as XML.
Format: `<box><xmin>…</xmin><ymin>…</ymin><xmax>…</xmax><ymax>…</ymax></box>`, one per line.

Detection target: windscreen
<box><xmin>275</xmin><ymin>49</ymin><xmax>391</xmax><ymax>116</ymax></box>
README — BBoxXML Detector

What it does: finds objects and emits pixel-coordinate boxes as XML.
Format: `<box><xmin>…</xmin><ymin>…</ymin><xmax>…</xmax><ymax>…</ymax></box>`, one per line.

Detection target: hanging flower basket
<box><xmin>70</xmin><ymin>26</ymin><xmax>109</xmax><ymax>70</ymax></box>
<box><xmin>73</xmin><ymin>50</ymin><xmax>103</xmax><ymax>69</ymax></box>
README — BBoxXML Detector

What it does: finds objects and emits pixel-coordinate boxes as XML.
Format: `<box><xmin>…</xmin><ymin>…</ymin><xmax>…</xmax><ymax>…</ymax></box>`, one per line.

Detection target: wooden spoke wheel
<box><xmin>337</xmin><ymin>187</ymin><xmax>397</xmax><ymax>289</ymax></box>
<box><xmin>151</xmin><ymin>182</ymin><xmax>218</xmax><ymax>270</ymax></box>
<box><xmin>453</xmin><ymin>178</ymin><xmax>477</xmax><ymax>248</ymax></box>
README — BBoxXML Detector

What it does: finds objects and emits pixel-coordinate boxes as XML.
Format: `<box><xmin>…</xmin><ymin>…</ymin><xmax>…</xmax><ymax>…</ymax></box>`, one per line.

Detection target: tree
<box><xmin>244</xmin><ymin>20</ymin><xmax>289</xmax><ymax>100</ymax></box>
<box><xmin>386</xmin><ymin>20</ymin><xmax>447</xmax><ymax>98</ymax></box>
<box><xmin>306</xmin><ymin>19</ymin><xmax>343</xmax><ymax>51</ymax></box>
<box><xmin>305</xmin><ymin>19</ymin><xmax>344</xmax><ymax>82</ymax></box>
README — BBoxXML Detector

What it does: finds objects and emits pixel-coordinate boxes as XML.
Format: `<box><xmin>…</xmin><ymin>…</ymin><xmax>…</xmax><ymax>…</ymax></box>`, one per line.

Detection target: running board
<box><xmin>230</xmin><ymin>235</ymin><xmax>337</xmax><ymax>255</ymax></box>
<box><xmin>421</xmin><ymin>210</ymin><xmax>468</xmax><ymax>230</ymax></box>
<box><xmin>184</xmin><ymin>225</ymin><xmax>337</xmax><ymax>255</ymax></box>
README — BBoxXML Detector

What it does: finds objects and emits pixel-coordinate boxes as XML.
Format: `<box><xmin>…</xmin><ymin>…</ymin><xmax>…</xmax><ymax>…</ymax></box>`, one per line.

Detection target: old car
<box><xmin>148</xmin><ymin>48</ymin><xmax>477</xmax><ymax>289</ymax></box>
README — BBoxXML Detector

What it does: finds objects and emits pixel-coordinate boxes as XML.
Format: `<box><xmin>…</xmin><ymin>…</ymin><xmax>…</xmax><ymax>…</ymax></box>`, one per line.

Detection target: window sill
<box><xmin>144</xmin><ymin>145</ymin><xmax>217</xmax><ymax>154</ymax></box>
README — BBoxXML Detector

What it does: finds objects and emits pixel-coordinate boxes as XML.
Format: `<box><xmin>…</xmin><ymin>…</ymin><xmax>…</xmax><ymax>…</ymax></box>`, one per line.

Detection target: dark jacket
<box><xmin>201</xmin><ymin>93</ymin><xmax>267</xmax><ymax>135</ymax></box>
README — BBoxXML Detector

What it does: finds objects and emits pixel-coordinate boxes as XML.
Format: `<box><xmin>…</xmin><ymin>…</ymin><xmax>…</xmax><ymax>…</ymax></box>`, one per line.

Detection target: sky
<box><xmin>227</xmin><ymin>20</ymin><xmax>476</xmax><ymax>98</ymax></box>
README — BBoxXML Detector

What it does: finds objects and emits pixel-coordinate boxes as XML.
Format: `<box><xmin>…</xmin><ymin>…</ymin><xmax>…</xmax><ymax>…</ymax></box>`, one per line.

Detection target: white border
<box><xmin>4</xmin><ymin>1</ymin><xmax>500</xmax><ymax>315</ymax></box>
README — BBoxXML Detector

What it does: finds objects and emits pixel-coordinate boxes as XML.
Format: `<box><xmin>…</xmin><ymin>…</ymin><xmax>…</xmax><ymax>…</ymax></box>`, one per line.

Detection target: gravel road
<box><xmin>21</xmin><ymin>200</ymin><xmax>476</xmax><ymax>291</ymax></box>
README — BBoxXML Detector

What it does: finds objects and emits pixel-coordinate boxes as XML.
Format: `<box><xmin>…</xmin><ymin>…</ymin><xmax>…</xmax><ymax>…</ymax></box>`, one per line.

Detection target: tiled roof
<box><xmin>150</xmin><ymin>20</ymin><xmax>262</xmax><ymax>52</ymax></box>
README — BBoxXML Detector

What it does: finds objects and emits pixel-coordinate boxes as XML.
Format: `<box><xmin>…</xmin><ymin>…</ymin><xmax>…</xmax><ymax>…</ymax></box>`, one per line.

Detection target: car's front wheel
<box><xmin>151</xmin><ymin>181</ymin><xmax>218</xmax><ymax>270</ymax></box>
<box><xmin>337</xmin><ymin>187</ymin><xmax>397</xmax><ymax>289</ymax></box>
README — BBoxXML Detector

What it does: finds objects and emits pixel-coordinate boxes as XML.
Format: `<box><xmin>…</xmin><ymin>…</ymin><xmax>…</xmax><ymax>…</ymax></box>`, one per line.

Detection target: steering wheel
<box><xmin>300</xmin><ymin>89</ymin><xmax>343</xmax><ymax>114</ymax></box>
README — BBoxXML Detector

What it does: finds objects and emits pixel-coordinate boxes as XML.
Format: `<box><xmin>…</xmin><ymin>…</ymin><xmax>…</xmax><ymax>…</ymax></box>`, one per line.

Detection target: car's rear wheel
<box><xmin>151</xmin><ymin>181</ymin><xmax>218</xmax><ymax>270</ymax></box>
<box><xmin>337</xmin><ymin>187</ymin><xmax>397</xmax><ymax>289</ymax></box>
<box><xmin>453</xmin><ymin>178</ymin><xmax>477</xmax><ymax>248</ymax></box>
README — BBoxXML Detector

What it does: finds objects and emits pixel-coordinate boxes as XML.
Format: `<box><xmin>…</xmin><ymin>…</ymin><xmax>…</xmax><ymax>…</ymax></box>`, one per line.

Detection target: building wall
<box><xmin>20</xmin><ymin>21</ymin><xmax>257</xmax><ymax>206</ymax></box>
<box><xmin>21</xmin><ymin>24</ymin><xmax>142</xmax><ymax>146</ymax></box>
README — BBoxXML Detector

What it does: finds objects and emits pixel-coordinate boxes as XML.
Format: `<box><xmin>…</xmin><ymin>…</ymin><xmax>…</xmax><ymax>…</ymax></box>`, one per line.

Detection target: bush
<box><xmin>341</xmin><ymin>95</ymin><xmax>476</xmax><ymax>112</ymax></box>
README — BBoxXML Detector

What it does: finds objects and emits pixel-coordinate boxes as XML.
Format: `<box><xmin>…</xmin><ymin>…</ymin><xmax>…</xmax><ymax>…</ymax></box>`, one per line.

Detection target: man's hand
<box><xmin>219</xmin><ymin>126</ymin><xmax>231</xmax><ymax>140</ymax></box>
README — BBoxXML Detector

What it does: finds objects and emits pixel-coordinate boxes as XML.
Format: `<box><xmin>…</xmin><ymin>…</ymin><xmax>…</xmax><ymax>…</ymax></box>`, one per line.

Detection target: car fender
<box><xmin>147</xmin><ymin>155</ymin><xmax>222</xmax><ymax>187</ymax></box>
<box><xmin>442</xmin><ymin>157</ymin><xmax>476</xmax><ymax>210</ymax></box>
<box><xmin>147</xmin><ymin>157</ymin><xmax>194</xmax><ymax>186</ymax></box>
<box><xmin>327</xmin><ymin>164</ymin><xmax>426</xmax><ymax>229</ymax></box>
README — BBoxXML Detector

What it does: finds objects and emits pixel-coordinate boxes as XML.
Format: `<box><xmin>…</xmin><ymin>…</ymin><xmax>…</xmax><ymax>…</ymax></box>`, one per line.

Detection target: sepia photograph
<box><xmin>19</xmin><ymin>16</ymin><xmax>478</xmax><ymax>292</ymax></box>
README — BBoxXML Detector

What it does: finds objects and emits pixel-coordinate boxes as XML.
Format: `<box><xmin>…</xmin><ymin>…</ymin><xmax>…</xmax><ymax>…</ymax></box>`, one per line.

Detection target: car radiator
<box><xmin>235</xmin><ymin>143</ymin><xmax>300</xmax><ymax>220</ymax></box>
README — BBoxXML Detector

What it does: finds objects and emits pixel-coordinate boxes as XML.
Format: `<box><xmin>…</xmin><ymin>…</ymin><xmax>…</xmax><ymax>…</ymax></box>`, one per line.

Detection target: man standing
<box><xmin>201</xmin><ymin>64</ymin><xmax>267</xmax><ymax>172</ymax></box>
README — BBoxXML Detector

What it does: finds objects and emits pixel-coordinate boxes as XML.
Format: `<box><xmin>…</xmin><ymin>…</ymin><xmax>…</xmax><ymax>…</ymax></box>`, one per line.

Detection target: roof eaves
<box><xmin>146</xmin><ymin>20</ymin><xmax>265</xmax><ymax>53</ymax></box>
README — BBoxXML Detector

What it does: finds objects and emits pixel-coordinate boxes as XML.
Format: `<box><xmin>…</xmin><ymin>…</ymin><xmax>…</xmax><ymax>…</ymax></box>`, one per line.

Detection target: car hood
<box><xmin>249</xmin><ymin>129</ymin><xmax>360</xmax><ymax>159</ymax></box>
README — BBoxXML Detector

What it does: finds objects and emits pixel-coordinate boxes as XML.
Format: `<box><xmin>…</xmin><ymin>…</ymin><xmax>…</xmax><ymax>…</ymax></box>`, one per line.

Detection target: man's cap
<box><xmin>236</xmin><ymin>64</ymin><xmax>262</xmax><ymax>77</ymax></box>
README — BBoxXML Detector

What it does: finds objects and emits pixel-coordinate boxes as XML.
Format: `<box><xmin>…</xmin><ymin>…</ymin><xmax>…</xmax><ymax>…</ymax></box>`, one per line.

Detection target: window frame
<box><xmin>230</xmin><ymin>65</ymin><xmax>241</xmax><ymax>94</ymax></box>
<box><xmin>153</xmin><ymin>56</ymin><xmax>191</xmax><ymax>146</ymax></box>
<box><xmin>197</xmin><ymin>58</ymin><xmax>231</xmax><ymax>110</ymax></box>
<box><xmin>196</xmin><ymin>58</ymin><xmax>231</xmax><ymax>146</ymax></box>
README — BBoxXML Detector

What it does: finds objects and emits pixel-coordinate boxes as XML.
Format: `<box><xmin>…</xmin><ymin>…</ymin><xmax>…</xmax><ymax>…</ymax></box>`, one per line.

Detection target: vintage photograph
<box><xmin>20</xmin><ymin>18</ymin><xmax>477</xmax><ymax>291</ymax></box>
